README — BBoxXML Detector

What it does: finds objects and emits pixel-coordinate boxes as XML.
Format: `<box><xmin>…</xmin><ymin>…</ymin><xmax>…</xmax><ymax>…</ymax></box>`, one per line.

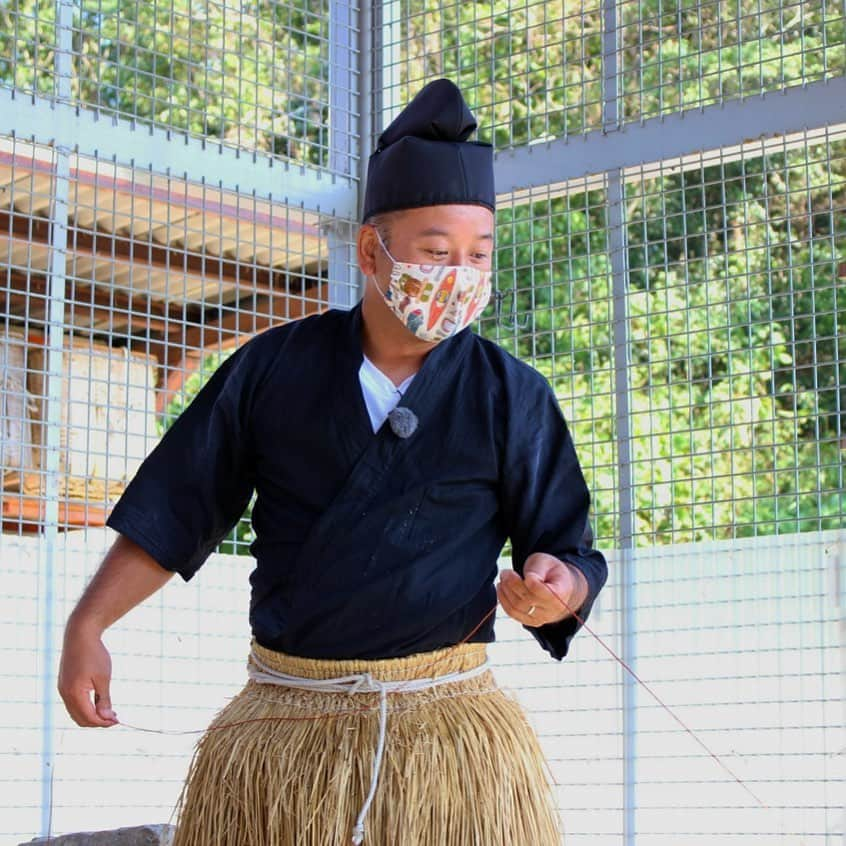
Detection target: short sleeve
<box><xmin>499</xmin><ymin>377</ymin><xmax>608</xmax><ymax>660</ymax></box>
<box><xmin>106</xmin><ymin>345</ymin><xmax>258</xmax><ymax>581</ymax></box>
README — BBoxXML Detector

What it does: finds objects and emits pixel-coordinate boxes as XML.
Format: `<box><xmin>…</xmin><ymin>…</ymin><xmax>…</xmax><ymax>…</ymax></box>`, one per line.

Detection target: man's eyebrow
<box><xmin>415</xmin><ymin>227</ymin><xmax>494</xmax><ymax>241</ymax></box>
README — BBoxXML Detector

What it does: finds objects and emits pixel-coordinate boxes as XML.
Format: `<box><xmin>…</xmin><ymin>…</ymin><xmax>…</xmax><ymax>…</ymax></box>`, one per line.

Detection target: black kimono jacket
<box><xmin>107</xmin><ymin>302</ymin><xmax>607</xmax><ymax>660</ymax></box>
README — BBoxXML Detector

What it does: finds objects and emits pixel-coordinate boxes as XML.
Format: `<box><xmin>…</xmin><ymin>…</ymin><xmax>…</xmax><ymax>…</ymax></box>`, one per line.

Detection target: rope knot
<box><xmin>349</xmin><ymin>672</ymin><xmax>377</xmax><ymax>695</ymax></box>
<box><xmin>351</xmin><ymin>822</ymin><xmax>365</xmax><ymax>844</ymax></box>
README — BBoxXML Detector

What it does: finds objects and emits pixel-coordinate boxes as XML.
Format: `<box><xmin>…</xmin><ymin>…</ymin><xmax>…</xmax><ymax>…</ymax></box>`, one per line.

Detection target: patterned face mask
<box><xmin>371</xmin><ymin>229</ymin><xmax>492</xmax><ymax>342</ymax></box>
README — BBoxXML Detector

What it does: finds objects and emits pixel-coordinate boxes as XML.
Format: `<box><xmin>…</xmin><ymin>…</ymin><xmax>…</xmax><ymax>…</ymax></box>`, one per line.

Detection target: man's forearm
<box><xmin>67</xmin><ymin>534</ymin><xmax>174</xmax><ymax>635</ymax></box>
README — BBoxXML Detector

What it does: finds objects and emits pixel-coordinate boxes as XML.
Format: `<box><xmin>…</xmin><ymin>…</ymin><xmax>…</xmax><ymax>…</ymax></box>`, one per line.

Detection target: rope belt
<box><xmin>247</xmin><ymin>649</ymin><xmax>491</xmax><ymax>845</ymax></box>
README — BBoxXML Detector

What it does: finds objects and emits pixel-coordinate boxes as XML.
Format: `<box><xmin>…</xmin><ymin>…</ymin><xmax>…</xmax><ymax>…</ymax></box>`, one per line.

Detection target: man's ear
<box><xmin>357</xmin><ymin>224</ymin><xmax>379</xmax><ymax>277</ymax></box>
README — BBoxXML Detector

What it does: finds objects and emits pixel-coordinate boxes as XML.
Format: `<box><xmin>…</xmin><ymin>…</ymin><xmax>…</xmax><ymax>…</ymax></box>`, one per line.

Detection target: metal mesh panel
<box><xmin>383</xmin><ymin>0</ymin><xmax>605</xmax><ymax>146</ymax></box>
<box><xmin>73</xmin><ymin>0</ymin><xmax>349</xmax><ymax>169</ymax></box>
<box><xmin>619</xmin><ymin>0</ymin><xmax>846</xmax><ymax>124</ymax></box>
<box><xmin>628</xmin><ymin>532</ymin><xmax>840</xmax><ymax>844</ymax></box>
<box><xmin>625</xmin><ymin>130</ymin><xmax>845</xmax><ymax>543</ymax></box>
<box><xmin>0</xmin><ymin>138</ymin><xmax>339</xmax><ymax>531</ymax></box>
<box><xmin>0</xmin><ymin>0</ymin><xmax>56</xmax><ymax>96</ymax></box>
<box><xmin>1</xmin><ymin>540</ymin><xmax>257</xmax><ymax>836</ymax></box>
<box><xmin>380</xmin><ymin>0</ymin><xmax>846</xmax><ymax>146</ymax></box>
<box><xmin>1</xmin><ymin>0</ymin><xmax>359</xmax><ymax>173</ymax></box>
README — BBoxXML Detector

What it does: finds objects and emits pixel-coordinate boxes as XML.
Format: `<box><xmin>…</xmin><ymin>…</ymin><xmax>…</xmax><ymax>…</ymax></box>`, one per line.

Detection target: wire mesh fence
<box><xmin>0</xmin><ymin>0</ymin><xmax>357</xmax><ymax>171</ymax></box>
<box><xmin>382</xmin><ymin>0</ymin><xmax>606</xmax><ymax>145</ymax></box>
<box><xmin>1</xmin><ymin>0</ymin><xmax>844</xmax><ymax>843</ymax></box>
<box><xmin>617</xmin><ymin>0</ymin><xmax>846</xmax><ymax>122</ymax></box>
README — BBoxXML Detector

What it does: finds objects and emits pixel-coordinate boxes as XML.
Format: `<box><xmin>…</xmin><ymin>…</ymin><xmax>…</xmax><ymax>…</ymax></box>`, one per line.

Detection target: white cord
<box><xmin>247</xmin><ymin>651</ymin><xmax>490</xmax><ymax>844</ymax></box>
<box><xmin>350</xmin><ymin>686</ymin><xmax>387</xmax><ymax>845</ymax></box>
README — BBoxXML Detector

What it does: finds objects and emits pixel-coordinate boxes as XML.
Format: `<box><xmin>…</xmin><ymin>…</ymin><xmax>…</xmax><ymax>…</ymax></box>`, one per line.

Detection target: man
<box><xmin>58</xmin><ymin>79</ymin><xmax>607</xmax><ymax>845</ymax></box>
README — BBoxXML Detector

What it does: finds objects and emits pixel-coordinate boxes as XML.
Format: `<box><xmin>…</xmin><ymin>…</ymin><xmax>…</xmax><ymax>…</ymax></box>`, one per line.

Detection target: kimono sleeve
<box><xmin>106</xmin><ymin>345</ymin><xmax>257</xmax><ymax>581</ymax></box>
<box><xmin>499</xmin><ymin>378</ymin><xmax>608</xmax><ymax>660</ymax></box>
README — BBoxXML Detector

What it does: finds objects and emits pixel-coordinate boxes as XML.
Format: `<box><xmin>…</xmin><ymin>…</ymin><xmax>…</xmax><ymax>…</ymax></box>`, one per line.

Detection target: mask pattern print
<box><xmin>386</xmin><ymin>262</ymin><xmax>492</xmax><ymax>342</ymax></box>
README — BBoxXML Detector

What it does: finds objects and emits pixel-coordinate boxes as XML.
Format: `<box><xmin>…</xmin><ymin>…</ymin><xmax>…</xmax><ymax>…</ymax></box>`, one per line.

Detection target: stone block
<box><xmin>21</xmin><ymin>823</ymin><xmax>175</xmax><ymax>846</ymax></box>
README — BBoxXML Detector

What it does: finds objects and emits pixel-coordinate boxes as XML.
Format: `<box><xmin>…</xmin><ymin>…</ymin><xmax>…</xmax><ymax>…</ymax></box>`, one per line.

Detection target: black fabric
<box><xmin>361</xmin><ymin>78</ymin><xmax>495</xmax><ymax>222</ymax></box>
<box><xmin>107</xmin><ymin>304</ymin><xmax>607</xmax><ymax>660</ymax></box>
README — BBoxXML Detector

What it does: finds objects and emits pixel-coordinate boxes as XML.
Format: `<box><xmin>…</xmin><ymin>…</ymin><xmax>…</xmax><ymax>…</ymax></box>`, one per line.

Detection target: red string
<box><xmin>536</xmin><ymin>581</ymin><xmax>770</xmax><ymax>811</ymax></box>
<box><xmin>118</xmin><ymin>585</ymin><xmax>771</xmax><ymax>812</ymax></box>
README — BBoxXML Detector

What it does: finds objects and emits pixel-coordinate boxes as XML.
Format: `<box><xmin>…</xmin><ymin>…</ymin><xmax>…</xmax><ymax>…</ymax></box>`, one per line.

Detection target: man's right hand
<box><xmin>56</xmin><ymin>534</ymin><xmax>173</xmax><ymax>727</ymax></box>
<box><xmin>58</xmin><ymin>622</ymin><xmax>118</xmax><ymax>727</ymax></box>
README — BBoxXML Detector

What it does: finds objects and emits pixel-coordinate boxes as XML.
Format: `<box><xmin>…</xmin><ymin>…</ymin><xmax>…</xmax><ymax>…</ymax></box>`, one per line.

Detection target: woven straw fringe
<box><xmin>171</xmin><ymin>644</ymin><xmax>562</xmax><ymax>846</ymax></box>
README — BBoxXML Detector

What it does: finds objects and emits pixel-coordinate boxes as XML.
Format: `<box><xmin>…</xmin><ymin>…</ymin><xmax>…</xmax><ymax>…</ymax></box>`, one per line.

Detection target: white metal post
<box><xmin>38</xmin><ymin>0</ymin><xmax>74</xmax><ymax>835</ymax></box>
<box><xmin>328</xmin><ymin>0</ymin><xmax>360</xmax><ymax>308</ymax></box>
<box><xmin>357</xmin><ymin>0</ymin><xmax>373</xmax><ymax>218</ymax></box>
<box><xmin>602</xmin><ymin>1</ymin><xmax>637</xmax><ymax>843</ymax></box>
<box><xmin>609</xmin><ymin>167</ymin><xmax>637</xmax><ymax>846</ymax></box>
<box><xmin>374</xmin><ymin>0</ymin><xmax>401</xmax><ymax>125</ymax></box>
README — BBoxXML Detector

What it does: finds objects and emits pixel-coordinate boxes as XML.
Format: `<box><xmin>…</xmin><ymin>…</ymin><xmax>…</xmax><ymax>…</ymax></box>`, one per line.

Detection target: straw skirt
<box><xmin>171</xmin><ymin>642</ymin><xmax>562</xmax><ymax>846</ymax></box>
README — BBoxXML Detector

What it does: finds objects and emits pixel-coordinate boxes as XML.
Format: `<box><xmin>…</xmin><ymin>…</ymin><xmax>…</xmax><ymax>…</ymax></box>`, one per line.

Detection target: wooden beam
<box><xmin>1</xmin><ymin>208</ymin><xmax>312</xmax><ymax>298</ymax></box>
<box><xmin>3</xmin><ymin>270</ymin><xmax>182</xmax><ymax>334</ymax></box>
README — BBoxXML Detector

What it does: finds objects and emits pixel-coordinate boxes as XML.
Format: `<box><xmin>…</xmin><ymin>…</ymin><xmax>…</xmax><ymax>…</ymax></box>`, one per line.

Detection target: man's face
<box><xmin>360</xmin><ymin>204</ymin><xmax>495</xmax><ymax>285</ymax></box>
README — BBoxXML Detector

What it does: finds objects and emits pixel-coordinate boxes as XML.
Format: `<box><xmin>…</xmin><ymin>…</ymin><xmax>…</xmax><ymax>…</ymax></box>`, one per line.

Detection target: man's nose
<box><xmin>449</xmin><ymin>249</ymin><xmax>473</xmax><ymax>264</ymax></box>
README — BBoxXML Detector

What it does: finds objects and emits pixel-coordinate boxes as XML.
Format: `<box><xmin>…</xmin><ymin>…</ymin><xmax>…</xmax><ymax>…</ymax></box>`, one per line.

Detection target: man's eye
<box><xmin>473</xmin><ymin>253</ymin><xmax>489</xmax><ymax>261</ymax></box>
<box><xmin>427</xmin><ymin>250</ymin><xmax>449</xmax><ymax>258</ymax></box>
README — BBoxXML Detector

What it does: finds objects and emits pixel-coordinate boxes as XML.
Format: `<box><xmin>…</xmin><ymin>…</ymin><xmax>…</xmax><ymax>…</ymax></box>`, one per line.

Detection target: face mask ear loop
<box><xmin>369</xmin><ymin>228</ymin><xmax>397</xmax><ymax>299</ymax></box>
<box><xmin>373</xmin><ymin>228</ymin><xmax>398</xmax><ymax>265</ymax></box>
<box><xmin>369</xmin><ymin>273</ymin><xmax>389</xmax><ymax>298</ymax></box>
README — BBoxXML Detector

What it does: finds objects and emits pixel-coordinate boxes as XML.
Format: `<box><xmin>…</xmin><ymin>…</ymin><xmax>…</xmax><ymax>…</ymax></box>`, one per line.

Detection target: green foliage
<box><xmin>2</xmin><ymin>0</ymin><xmax>843</xmax><ymax>153</ymax></box>
<box><xmin>1</xmin><ymin>0</ymin><xmax>330</xmax><ymax>164</ymax></box>
<box><xmin>480</xmin><ymin>139</ymin><xmax>845</xmax><ymax>545</ymax></box>
<box><xmin>621</xmin><ymin>0</ymin><xmax>845</xmax><ymax>118</ymax></box>
<box><xmin>0</xmin><ymin>0</ymin><xmax>56</xmax><ymax>95</ymax></box>
<box><xmin>400</xmin><ymin>0</ymin><xmax>844</xmax><ymax>146</ymax></box>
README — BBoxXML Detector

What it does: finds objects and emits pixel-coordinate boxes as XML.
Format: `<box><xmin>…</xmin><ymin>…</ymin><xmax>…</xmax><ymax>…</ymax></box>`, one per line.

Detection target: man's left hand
<box><xmin>497</xmin><ymin>553</ymin><xmax>589</xmax><ymax>627</ymax></box>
